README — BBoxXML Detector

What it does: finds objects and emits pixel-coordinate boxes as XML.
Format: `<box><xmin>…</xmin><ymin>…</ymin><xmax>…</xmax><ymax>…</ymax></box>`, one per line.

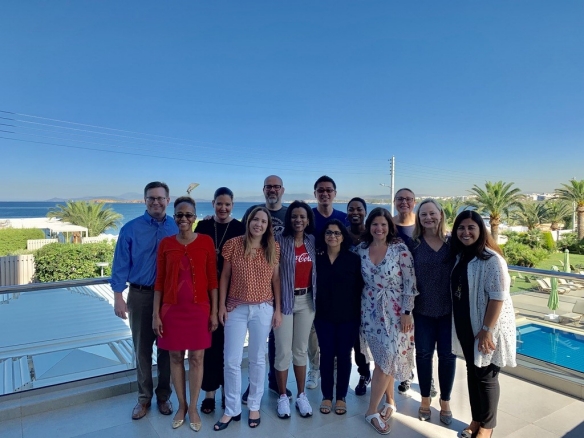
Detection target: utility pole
<box><xmin>390</xmin><ymin>156</ymin><xmax>395</xmax><ymax>215</ymax></box>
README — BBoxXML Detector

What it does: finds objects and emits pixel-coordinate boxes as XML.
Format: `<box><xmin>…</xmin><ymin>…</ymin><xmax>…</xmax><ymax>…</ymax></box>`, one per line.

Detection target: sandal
<box><xmin>365</xmin><ymin>413</ymin><xmax>390</xmax><ymax>435</ymax></box>
<box><xmin>439</xmin><ymin>399</ymin><xmax>452</xmax><ymax>425</ymax></box>
<box><xmin>201</xmin><ymin>398</ymin><xmax>215</xmax><ymax>415</ymax></box>
<box><xmin>380</xmin><ymin>402</ymin><xmax>396</xmax><ymax>421</ymax></box>
<box><xmin>334</xmin><ymin>398</ymin><xmax>347</xmax><ymax>415</ymax></box>
<box><xmin>320</xmin><ymin>399</ymin><xmax>332</xmax><ymax>414</ymax></box>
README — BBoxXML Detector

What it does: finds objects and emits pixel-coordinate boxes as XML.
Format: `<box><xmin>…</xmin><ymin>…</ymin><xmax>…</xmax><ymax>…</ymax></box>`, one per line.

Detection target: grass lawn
<box><xmin>508</xmin><ymin>251</ymin><xmax>584</xmax><ymax>294</ymax></box>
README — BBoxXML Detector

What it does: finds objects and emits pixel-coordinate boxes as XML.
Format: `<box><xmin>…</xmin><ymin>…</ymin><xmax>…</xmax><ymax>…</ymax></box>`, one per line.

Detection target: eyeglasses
<box><xmin>325</xmin><ymin>230</ymin><xmax>342</xmax><ymax>237</ymax></box>
<box><xmin>146</xmin><ymin>196</ymin><xmax>167</xmax><ymax>203</ymax></box>
<box><xmin>264</xmin><ymin>185</ymin><xmax>282</xmax><ymax>191</ymax></box>
<box><xmin>316</xmin><ymin>188</ymin><xmax>335</xmax><ymax>194</ymax></box>
<box><xmin>395</xmin><ymin>197</ymin><xmax>414</xmax><ymax>203</ymax></box>
<box><xmin>174</xmin><ymin>213</ymin><xmax>196</xmax><ymax>219</ymax></box>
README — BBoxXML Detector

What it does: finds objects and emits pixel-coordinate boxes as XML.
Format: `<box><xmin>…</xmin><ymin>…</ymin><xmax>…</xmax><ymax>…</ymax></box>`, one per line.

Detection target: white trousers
<box><xmin>223</xmin><ymin>302</ymin><xmax>274</xmax><ymax>415</ymax></box>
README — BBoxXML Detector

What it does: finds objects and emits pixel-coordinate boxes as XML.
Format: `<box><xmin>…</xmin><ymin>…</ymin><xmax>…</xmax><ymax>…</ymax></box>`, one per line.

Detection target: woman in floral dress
<box><xmin>357</xmin><ymin>207</ymin><xmax>418</xmax><ymax>435</ymax></box>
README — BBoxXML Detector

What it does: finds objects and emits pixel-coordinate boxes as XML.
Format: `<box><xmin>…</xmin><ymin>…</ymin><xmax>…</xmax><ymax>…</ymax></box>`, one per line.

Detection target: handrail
<box><xmin>0</xmin><ymin>265</ymin><xmax>582</xmax><ymax>294</ymax></box>
<box><xmin>0</xmin><ymin>277</ymin><xmax>111</xmax><ymax>294</ymax></box>
<box><xmin>507</xmin><ymin>266</ymin><xmax>584</xmax><ymax>281</ymax></box>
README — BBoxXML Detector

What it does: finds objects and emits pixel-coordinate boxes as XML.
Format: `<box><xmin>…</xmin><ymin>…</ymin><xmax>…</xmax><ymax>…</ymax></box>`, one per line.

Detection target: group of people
<box><xmin>111</xmin><ymin>177</ymin><xmax>517</xmax><ymax>437</ymax></box>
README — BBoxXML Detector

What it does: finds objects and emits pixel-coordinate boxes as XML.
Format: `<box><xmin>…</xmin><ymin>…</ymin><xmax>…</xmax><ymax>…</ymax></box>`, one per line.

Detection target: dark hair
<box><xmin>144</xmin><ymin>181</ymin><xmax>170</xmax><ymax>197</ymax></box>
<box><xmin>174</xmin><ymin>196</ymin><xmax>196</xmax><ymax>210</ymax></box>
<box><xmin>362</xmin><ymin>207</ymin><xmax>398</xmax><ymax>247</ymax></box>
<box><xmin>214</xmin><ymin>187</ymin><xmax>234</xmax><ymax>200</ymax></box>
<box><xmin>283</xmin><ymin>200</ymin><xmax>315</xmax><ymax>236</ymax></box>
<box><xmin>314</xmin><ymin>175</ymin><xmax>337</xmax><ymax>190</ymax></box>
<box><xmin>450</xmin><ymin>210</ymin><xmax>502</xmax><ymax>259</ymax></box>
<box><xmin>322</xmin><ymin>219</ymin><xmax>352</xmax><ymax>251</ymax></box>
<box><xmin>395</xmin><ymin>187</ymin><xmax>415</xmax><ymax>200</ymax></box>
<box><xmin>347</xmin><ymin>197</ymin><xmax>367</xmax><ymax>212</ymax></box>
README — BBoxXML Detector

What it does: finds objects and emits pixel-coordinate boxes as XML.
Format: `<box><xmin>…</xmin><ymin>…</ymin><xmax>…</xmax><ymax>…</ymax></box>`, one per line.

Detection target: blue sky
<box><xmin>1</xmin><ymin>1</ymin><xmax>582</xmax><ymax>201</ymax></box>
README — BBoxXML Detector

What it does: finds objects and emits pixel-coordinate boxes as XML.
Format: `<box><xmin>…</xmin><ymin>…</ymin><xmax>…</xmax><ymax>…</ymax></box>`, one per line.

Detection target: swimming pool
<box><xmin>516</xmin><ymin>323</ymin><xmax>584</xmax><ymax>374</ymax></box>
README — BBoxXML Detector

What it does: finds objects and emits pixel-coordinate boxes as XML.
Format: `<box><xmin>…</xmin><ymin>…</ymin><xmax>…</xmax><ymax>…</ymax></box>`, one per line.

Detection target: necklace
<box><xmin>214</xmin><ymin>220</ymin><xmax>231</xmax><ymax>255</ymax></box>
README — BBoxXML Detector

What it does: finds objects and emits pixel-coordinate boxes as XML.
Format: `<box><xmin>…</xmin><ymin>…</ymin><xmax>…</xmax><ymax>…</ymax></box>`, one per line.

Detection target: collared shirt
<box><xmin>110</xmin><ymin>211</ymin><xmax>179</xmax><ymax>292</ymax></box>
<box><xmin>276</xmin><ymin>234</ymin><xmax>317</xmax><ymax>315</ymax></box>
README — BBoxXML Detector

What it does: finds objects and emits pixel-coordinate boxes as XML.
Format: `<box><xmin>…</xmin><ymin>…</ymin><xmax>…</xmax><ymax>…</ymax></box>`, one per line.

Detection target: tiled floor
<box><xmin>2</xmin><ymin>359</ymin><xmax>584</xmax><ymax>438</ymax></box>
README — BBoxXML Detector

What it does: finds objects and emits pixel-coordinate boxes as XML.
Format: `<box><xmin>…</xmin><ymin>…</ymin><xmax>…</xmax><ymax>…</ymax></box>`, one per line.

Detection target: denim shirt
<box><xmin>110</xmin><ymin>211</ymin><xmax>178</xmax><ymax>293</ymax></box>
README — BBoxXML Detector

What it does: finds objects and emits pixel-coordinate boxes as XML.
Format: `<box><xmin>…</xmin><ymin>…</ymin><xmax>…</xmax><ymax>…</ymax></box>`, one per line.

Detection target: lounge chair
<box><xmin>560</xmin><ymin>300</ymin><xmax>584</xmax><ymax>324</ymax></box>
<box><xmin>557</xmin><ymin>279</ymin><xmax>579</xmax><ymax>290</ymax></box>
<box><xmin>537</xmin><ymin>279</ymin><xmax>569</xmax><ymax>294</ymax></box>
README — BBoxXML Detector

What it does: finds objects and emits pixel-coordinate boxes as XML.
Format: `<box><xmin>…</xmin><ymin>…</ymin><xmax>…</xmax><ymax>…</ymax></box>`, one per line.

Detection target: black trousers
<box><xmin>202</xmin><ymin>323</ymin><xmax>224</xmax><ymax>392</ymax></box>
<box><xmin>353</xmin><ymin>336</ymin><xmax>370</xmax><ymax>378</ymax></box>
<box><xmin>456</xmin><ymin>321</ymin><xmax>501</xmax><ymax>429</ymax></box>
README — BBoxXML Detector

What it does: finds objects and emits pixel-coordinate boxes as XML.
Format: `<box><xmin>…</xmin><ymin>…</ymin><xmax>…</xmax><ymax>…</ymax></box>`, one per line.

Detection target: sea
<box><xmin>0</xmin><ymin>201</ymin><xmax>266</xmax><ymax>235</ymax></box>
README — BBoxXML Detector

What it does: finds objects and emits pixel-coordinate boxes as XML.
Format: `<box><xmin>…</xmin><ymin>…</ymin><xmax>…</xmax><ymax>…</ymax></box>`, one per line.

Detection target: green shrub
<box><xmin>556</xmin><ymin>233</ymin><xmax>584</xmax><ymax>255</ymax></box>
<box><xmin>34</xmin><ymin>242</ymin><xmax>115</xmax><ymax>282</ymax></box>
<box><xmin>542</xmin><ymin>231</ymin><xmax>556</xmax><ymax>251</ymax></box>
<box><xmin>0</xmin><ymin>228</ymin><xmax>46</xmax><ymax>256</ymax></box>
<box><xmin>503</xmin><ymin>241</ymin><xmax>549</xmax><ymax>267</ymax></box>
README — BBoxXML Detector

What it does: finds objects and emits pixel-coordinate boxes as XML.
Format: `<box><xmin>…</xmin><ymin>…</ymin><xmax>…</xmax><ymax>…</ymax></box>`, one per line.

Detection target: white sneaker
<box><xmin>295</xmin><ymin>392</ymin><xmax>313</xmax><ymax>417</ymax></box>
<box><xmin>306</xmin><ymin>370</ymin><xmax>320</xmax><ymax>389</ymax></box>
<box><xmin>277</xmin><ymin>395</ymin><xmax>291</xmax><ymax>419</ymax></box>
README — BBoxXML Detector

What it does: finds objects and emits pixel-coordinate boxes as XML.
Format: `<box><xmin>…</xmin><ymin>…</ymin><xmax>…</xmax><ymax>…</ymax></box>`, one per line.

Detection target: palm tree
<box><xmin>442</xmin><ymin>197</ymin><xmax>470</xmax><ymax>229</ymax></box>
<box><xmin>555</xmin><ymin>179</ymin><xmax>584</xmax><ymax>239</ymax></box>
<box><xmin>512</xmin><ymin>200</ymin><xmax>547</xmax><ymax>230</ymax></box>
<box><xmin>544</xmin><ymin>199</ymin><xmax>572</xmax><ymax>231</ymax></box>
<box><xmin>48</xmin><ymin>201</ymin><xmax>123</xmax><ymax>237</ymax></box>
<box><xmin>468</xmin><ymin>181</ymin><xmax>523</xmax><ymax>242</ymax></box>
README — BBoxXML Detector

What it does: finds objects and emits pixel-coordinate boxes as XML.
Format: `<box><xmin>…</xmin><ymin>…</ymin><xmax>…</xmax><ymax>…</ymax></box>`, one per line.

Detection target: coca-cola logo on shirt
<box><xmin>296</xmin><ymin>252</ymin><xmax>312</xmax><ymax>263</ymax></box>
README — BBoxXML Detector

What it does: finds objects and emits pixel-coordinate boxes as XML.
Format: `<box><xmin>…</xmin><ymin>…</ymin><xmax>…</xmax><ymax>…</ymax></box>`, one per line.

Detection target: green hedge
<box><xmin>503</xmin><ymin>241</ymin><xmax>549</xmax><ymax>267</ymax></box>
<box><xmin>0</xmin><ymin>228</ymin><xmax>46</xmax><ymax>256</ymax></box>
<box><xmin>34</xmin><ymin>242</ymin><xmax>115</xmax><ymax>282</ymax></box>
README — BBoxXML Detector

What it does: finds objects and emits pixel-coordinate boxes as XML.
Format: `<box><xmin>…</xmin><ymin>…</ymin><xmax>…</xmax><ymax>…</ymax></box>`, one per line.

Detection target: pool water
<box><xmin>516</xmin><ymin>323</ymin><xmax>584</xmax><ymax>373</ymax></box>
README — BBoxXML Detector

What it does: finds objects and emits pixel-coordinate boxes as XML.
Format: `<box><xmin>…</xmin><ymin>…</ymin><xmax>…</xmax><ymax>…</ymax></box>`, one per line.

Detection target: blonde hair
<box><xmin>412</xmin><ymin>198</ymin><xmax>447</xmax><ymax>244</ymax></box>
<box><xmin>244</xmin><ymin>206</ymin><xmax>277</xmax><ymax>266</ymax></box>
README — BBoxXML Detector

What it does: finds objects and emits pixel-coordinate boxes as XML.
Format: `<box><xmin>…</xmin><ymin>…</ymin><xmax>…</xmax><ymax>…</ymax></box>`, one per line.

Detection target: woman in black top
<box><xmin>407</xmin><ymin>199</ymin><xmax>455</xmax><ymax>424</ymax></box>
<box><xmin>194</xmin><ymin>187</ymin><xmax>245</xmax><ymax>414</ymax></box>
<box><xmin>314</xmin><ymin>219</ymin><xmax>363</xmax><ymax>416</ymax></box>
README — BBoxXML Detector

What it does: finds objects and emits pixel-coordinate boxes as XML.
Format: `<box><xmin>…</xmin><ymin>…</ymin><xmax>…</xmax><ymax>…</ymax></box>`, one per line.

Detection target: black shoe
<box><xmin>213</xmin><ymin>413</ymin><xmax>241</xmax><ymax>431</ymax></box>
<box><xmin>430</xmin><ymin>378</ymin><xmax>438</xmax><ymax>398</ymax></box>
<box><xmin>268</xmin><ymin>381</ymin><xmax>292</xmax><ymax>400</ymax></box>
<box><xmin>355</xmin><ymin>374</ymin><xmax>371</xmax><ymax>396</ymax></box>
<box><xmin>398</xmin><ymin>379</ymin><xmax>411</xmax><ymax>394</ymax></box>
<box><xmin>242</xmin><ymin>385</ymin><xmax>249</xmax><ymax>404</ymax></box>
<box><xmin>248</xmin><ymin>413</ymin><xmax>261</xmax><ymax>428</ymax></box>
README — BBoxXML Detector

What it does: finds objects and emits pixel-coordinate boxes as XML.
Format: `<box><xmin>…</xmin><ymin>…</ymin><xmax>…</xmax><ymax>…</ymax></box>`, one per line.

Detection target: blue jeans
<box><xmin>413</xmin><ymin>313</ymin><xmax>456</xmax><ymax>400</ymax></box>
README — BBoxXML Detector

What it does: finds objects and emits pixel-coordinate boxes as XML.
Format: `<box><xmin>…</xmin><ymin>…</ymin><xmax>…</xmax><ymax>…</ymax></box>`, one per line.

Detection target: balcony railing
<box><xmin>0</xmin><ymin>266</ymin><xmax>583</xmax><ymax>399</ymax></box>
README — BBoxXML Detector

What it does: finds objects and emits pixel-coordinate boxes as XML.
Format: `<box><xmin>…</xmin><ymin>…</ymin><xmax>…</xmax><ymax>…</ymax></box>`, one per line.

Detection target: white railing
<box><xmin>0</xmin><ymin>255</ymin><xmax>35</xmax><ymax>286</ymax></box>
<box><xmin>26</xmin><ymin>239</ymin><xmax>58</xmax><ymax>251</ymax></box>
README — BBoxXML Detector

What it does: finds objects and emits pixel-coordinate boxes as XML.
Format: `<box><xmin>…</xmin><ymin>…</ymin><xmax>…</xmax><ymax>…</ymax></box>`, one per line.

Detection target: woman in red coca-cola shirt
<box><xmin>273</xmin><ymin>201</ymin><xmax>318</xmax><ymax>418</ymax></box>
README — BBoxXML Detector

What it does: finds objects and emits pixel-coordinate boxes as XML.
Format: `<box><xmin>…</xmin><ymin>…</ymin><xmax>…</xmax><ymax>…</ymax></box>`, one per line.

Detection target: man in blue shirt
<box><xmin>312</xmin><ymin>175</ymin><xmax>348</xmax><ymax>247</ymax></box>
<box><xmin>111</xmin><ymin>181</ymin><xmax>179</xmax><ymax>420</ymax></box>
<box><xmin>307</xmin><ymin>175</ymin><xmax>348</xmax><ymax>390</ymax></box>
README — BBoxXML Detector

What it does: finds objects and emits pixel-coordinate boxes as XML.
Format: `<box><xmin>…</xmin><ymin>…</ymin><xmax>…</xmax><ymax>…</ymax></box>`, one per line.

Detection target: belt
<box><xmin>129</xmin><ymin>283</ymin><xmax>154</xmax><ymax>291</ymax></box>
<box><xmin>294</xmin><ymin>287</ymin><xmax>312</xmax><ymax>296</ymax></box>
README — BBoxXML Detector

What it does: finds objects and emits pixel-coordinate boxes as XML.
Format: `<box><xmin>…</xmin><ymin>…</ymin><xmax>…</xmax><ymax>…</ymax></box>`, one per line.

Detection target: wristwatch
<box><xmin>482</xmin><ymin>324</ymin><xmax>491</xmax><ymax>332</ymax></box>
<box><xmin>403</xmin><ymin>310</ymin><xmax>411</xmax><ymax>315</ymax></box>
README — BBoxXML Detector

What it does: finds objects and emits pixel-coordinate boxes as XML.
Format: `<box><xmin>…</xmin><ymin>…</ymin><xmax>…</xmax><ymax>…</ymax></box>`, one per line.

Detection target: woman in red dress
<box><xmin>153</xmin><ymin>196</ymin><xmax>219</xmax><ymax>431</ymax></box>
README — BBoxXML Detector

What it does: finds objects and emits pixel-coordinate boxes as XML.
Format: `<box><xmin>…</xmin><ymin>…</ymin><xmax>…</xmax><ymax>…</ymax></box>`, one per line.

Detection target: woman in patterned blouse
<box><xmin>357</xmin><ymin>207</ymin><xmax>418</xmax><ymax>435</ymax></box>
<box><xmin>215</xmin><ymin>206</ymin><xmax>282</xmax><ymax>431</ymax></box>
<box><xmin>450</xmin><ymin>210</ymin><xmax>516</xmax><ymax>438</ymax></box>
